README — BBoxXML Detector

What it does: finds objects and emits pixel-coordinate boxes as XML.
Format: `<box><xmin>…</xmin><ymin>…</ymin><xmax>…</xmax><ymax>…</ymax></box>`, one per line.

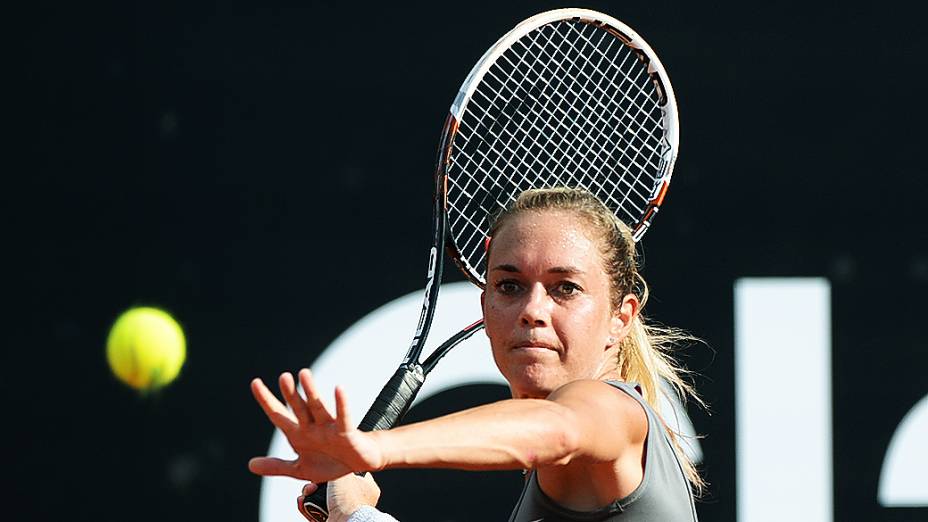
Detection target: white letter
<box><xmin>735</xmin><ymin>278</ymin><xmax>832</xmax><ymax>522</ymax></box>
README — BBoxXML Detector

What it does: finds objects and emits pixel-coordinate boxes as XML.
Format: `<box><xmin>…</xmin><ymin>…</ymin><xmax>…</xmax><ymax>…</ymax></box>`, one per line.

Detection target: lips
<box><xmin>512</xmin><ymin>340</ymin><xmax>560</xmax><ymax>352</ymax></box>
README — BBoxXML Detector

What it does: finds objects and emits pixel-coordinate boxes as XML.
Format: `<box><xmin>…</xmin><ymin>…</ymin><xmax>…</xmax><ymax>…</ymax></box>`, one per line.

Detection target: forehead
<box><xmin>490</xmin><ymin>210</ymin><xmax>601</xmax><ymax>265</ymax></box>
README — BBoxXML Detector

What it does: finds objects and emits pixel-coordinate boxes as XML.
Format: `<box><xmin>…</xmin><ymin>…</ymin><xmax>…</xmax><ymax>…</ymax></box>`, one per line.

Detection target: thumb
<box><xmin>248</xmin><ymin>456</ymin><xmax>297</xmax><ymax>477</ymax></box>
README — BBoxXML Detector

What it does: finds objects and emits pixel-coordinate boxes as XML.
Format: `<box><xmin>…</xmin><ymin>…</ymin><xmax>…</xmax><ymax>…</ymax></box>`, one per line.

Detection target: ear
<box><xmin>609</xmin><ymin>293</ymin><xmax>640</xmax><ymax>346</ymax></box>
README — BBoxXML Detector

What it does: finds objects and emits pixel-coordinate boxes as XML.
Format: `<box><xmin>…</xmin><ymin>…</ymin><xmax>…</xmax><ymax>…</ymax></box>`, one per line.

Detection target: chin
<box><xmin>504</xmin><ymin>364</ymin><xmax>558</xmax><ymax>399</ymax></box>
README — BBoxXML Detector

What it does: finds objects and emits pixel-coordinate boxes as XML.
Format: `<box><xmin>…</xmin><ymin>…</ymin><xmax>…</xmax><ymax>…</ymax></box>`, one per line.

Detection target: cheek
<box><xmin>482</xmin><ymin>295</ymin><xmax>513</xmax><ymax>330</ymax></box>
<box><xmin>482</xmin><ymin>300</ymin><xmax>507</xmax><ymax>349</ymax></box>
<box><xmin>556</xmin><ymin>299</ymin><xmax>609</xmax><ymax>347</ymax></box>
<box><xmin>485</xmin><ymin>322</ymin><xmax>516</xmax><ymax>381</ymax></box>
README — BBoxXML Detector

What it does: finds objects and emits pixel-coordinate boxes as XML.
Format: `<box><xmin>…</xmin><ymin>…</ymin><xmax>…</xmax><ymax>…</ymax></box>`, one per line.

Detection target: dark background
<box><xmin>9</xmin><ymin>1</ymin><xmax>928</xmax><ymax>520</ymax></box>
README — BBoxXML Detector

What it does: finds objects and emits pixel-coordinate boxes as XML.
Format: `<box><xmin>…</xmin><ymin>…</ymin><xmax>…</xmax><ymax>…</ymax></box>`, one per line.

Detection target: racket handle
<box><xmin>358</xmin><ymin>363</ymin><xmax>426</xmax><ymax>431</ymax></box>
<box><xmin>299</xmin><ymin>364</ymin><xmax>426</xmax><ymax>521</ymax></box>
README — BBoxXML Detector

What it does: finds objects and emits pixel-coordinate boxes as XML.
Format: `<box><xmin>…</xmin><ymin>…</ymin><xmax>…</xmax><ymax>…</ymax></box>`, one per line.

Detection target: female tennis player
<box><xmin>250</xmin><ymin>188</ymin><xmax>702</xmax><ymax>521</ymax></box>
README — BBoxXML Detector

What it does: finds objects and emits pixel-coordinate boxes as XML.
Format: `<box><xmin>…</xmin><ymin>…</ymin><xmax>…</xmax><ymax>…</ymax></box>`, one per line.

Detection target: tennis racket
<box><xmin>299</xmin><ymin>8</ymin><xmax>679</xmax><ymax>520</ymax></box>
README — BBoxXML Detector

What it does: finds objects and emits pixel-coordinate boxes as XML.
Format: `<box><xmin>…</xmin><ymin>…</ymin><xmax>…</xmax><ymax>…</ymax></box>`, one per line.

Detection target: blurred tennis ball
<box><xmin>106</xmin><ymin>307</ymin><xmax>186</xmax><ymax>391</ymax></box>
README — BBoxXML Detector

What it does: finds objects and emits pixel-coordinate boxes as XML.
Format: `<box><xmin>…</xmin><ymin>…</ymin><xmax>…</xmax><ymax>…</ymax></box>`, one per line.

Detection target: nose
<box><xmin>519</xmin><ymin>283</ymin><xmax>551</xmax><ymax>327</ymax></box>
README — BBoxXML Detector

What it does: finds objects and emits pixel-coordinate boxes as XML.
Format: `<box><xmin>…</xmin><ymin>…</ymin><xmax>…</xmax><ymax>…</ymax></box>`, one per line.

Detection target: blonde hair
<box><xmin>488</xmin><ymin>187</ymin><xmax>705</xmax><ymax>492</ymax></box>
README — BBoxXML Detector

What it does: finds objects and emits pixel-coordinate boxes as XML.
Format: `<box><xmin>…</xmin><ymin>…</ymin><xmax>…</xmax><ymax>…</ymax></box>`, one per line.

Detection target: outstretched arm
<box><xmin>249</xmin><ymin>369</ymin><xmax>645</xmax><ymax>482</ymax></box>
<box><xmin>375</xmin><ymin>378</ymin><xmax>646</xmax><ymax>471</ymax></box>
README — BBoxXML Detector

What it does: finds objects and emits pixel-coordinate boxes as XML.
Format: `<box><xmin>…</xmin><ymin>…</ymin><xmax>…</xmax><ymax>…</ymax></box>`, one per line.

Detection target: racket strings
<box><xmin>458</xmin><ymin>36</ymin><xmax>648</xmax><ymax>234</ymax></box>
<box><xmin>519</xmin><ymin>24</ymin><xmax>658</xmax><ymax>211</ymax></box>
<box><xmin>463</xmin><ymin>26</ymin><xmax>632</xmax><ymax>199</ymax></box>
<box><xmin>453</xmin><ymin>28</ymin><xmax>646</xmax><ymax>236</ymax></box>
<box><xmin>536</xmin><ymin>23</ymin><xmax>666</xmax><ymax>200</ymax></box>
<box><xmin>467</xmin><ymin>22</ymin><xmax>663</xmax><ymax>208</ymax></box>
<box><xmin>451</xmin><ymin>24</ymin><xmax>633</xmax><ymax>214</ymax></box>
<box><xmin>499</xmin><ymin>24</ymin><xmax>663</xmax><ymax>188</ymax></box>
<box><xmin>446</xmin><ymin>19</ymin><xmax>671</xmax><ymax>283</ymax></box>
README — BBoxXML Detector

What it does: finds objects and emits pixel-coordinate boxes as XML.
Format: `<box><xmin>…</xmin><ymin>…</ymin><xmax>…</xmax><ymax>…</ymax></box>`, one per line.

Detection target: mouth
<box><xmin>511</xmin><ymin>340</ymin><xmax>560</xmax><ymax>352</ymax></box>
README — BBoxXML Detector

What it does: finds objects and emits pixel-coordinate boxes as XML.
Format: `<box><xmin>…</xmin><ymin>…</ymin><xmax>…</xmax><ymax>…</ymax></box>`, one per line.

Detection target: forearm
<box><xmin>372</xmin><ymin>398</ymin><xmax>579</xmax><ymax>471</ymax></box>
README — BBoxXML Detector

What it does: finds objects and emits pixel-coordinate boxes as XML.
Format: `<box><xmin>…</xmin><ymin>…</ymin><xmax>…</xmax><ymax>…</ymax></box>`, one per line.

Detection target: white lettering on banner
<box><xmin>735</xmin><ymin>278</ymin><xmax>928</xmax><ymax>516</ymax></box>
<box><xmin>879</xmin><ymin>393</ymin><xmax>928</xmax><ymax>506</ymax></box>
<box><xmin>734</xmin><ymin>278</ymin><xmax>833</xmax><ymax>522</ymax></box>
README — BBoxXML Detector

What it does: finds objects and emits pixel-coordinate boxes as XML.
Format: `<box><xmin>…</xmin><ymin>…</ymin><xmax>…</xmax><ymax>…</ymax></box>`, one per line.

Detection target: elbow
<box><xmin>551</xmin><ymin>414</ymin><xmax>582</xmax><ymax>465</ymax></box>
<box><xmin>523</xmin><ymin>402</ymin><xmax>583</xmax><ymax>467</ymax></box>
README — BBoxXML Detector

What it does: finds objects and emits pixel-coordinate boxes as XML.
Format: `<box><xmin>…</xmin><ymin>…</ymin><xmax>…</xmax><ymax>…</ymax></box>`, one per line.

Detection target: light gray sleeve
<box><xmin>346</xmin><ymin>506</ymin><xmax>400</xmax><ymax>522</ymax></box>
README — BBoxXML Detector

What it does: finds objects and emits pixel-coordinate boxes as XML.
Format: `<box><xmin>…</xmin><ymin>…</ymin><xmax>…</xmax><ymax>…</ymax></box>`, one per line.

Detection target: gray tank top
<box><xmin>507</xmin><ymin>381</ymin><xmax>698</xmax><ymax>522</ymax></box>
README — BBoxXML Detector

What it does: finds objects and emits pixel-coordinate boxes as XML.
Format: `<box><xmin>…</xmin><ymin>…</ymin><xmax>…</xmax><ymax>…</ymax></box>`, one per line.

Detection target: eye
<box><xmin>495</xmin><ymin>279</ymin><xmax>523</xmax><ymax>295</ymax></box>
<box><xmin>552</xmin><ymin>281</ymin><xmax>582</xmax><ymax>297</ymax></box>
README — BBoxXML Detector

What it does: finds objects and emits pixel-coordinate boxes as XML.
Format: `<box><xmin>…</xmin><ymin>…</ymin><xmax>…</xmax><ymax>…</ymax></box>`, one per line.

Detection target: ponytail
<box><xmin>619</xmin><ymin>278</ymin><xmax>705</xmax><ymax>493</ymax></box>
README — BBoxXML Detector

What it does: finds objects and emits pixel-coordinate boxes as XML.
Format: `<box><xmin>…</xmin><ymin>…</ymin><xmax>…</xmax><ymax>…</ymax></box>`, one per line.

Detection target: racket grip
<box><xmin>358</xmin><ymin>363</ymin><xmax>426</xmax><ymax>431</ymax></box>
<box><xmin>299</xmin><ymin>364</ymin><xmax>425</xmax><ymax>521</ymax></box>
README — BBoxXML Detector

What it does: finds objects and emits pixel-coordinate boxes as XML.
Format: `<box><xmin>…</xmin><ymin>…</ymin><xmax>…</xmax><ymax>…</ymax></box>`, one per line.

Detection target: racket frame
<box><xmin>443</xmin><ymin>8</ymin><xmax>680</xmax><ymax>286</ymax></box>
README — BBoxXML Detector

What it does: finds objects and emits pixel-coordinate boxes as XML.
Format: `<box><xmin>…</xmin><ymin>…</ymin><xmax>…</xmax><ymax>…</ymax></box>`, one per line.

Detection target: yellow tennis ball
<box><xmin>106</xmin><ymin>307</ymin><xmax>186</xmax><ymax>391</ymax></box>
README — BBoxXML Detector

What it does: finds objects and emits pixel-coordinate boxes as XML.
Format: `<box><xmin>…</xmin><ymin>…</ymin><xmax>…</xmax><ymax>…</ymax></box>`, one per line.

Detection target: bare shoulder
<box><xmin>547</xmin><ymin>380</ymin><xmax>648</xmax><ymax>448</ymax></box>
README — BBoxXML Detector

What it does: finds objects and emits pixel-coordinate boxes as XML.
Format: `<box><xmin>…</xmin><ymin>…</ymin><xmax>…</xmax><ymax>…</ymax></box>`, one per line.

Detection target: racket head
<box><xmin>437</xmin><ymin>8</ymin><xmax>680</xmax><ymax>287</ymax></box>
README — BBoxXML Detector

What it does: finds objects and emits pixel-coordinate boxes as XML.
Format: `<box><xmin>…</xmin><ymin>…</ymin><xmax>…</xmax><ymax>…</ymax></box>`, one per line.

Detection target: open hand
<box><xmin>248</xmin><ymin>369</ymin><xmax>384</xmax><ymax>483</ymax></box>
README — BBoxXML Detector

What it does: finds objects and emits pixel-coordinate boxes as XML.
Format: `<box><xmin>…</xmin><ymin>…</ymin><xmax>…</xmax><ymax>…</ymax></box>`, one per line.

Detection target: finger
<box><xmin>248</xmin><ymin>456</ymin><xmax>300</xmax><ymax>477</ymax></box>
<box><xmin>296</xmin><ymin>496</ymin><xmax>314</xmax><ymax>522</ymax></box>
<box><xmin>280</xmin><ymin>372</ymin><xmax>312</xmax><ymax>426</ymax></box>
<box><xmin>300</xmin><ymin>369</ymin><xmax>335</xmax><ymax>424</ymax></box>
<box><xmin>251</xmin><ymin>378</ymin><xmax>298</xmax><ymax>432</ymax></box>
<box><xmin>302</xmin><ymin>482</ymin><xmax>319</xmax><ymax>496</ymax></box>
<box><xmin>334</xmin><ymin>385</ymin><xmax>353</xmax><ymax>432</ymax></box>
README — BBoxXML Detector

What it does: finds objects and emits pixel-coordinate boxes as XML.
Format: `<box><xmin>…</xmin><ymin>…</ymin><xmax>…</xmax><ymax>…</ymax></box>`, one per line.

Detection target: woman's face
<box><xmin>482</xmin><ymin>210</ymin><xmax>630</xmax><ymax>399</ymax></box>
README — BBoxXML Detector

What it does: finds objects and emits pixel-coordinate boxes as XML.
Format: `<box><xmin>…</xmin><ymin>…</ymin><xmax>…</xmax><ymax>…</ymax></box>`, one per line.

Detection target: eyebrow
<box><xmin>489</xmin><ymin>264</ymin><xmax>585</xmax><ymax>275</ymax></box>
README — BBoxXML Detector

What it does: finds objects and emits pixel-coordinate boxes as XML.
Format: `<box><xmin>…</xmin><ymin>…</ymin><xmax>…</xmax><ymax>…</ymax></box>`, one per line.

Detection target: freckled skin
<box><xmin>482</xmin><ymin>210</ymin><xmax>625</xmax><ymax>399</ymax></box>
